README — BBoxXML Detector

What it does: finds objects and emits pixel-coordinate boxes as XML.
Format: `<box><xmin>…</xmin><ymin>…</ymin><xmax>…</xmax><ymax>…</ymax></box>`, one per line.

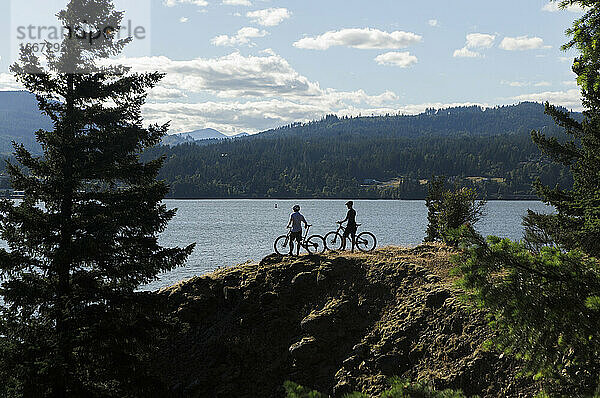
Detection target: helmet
<box><xmin>346</xmin><ymin>201</ymin><xmax>353</xmax><ymax>207</ymax></box>
<box><xmin>293</xmin><ymin>204</ymin><xmax>300</xmax><ymax>211</ymax></box>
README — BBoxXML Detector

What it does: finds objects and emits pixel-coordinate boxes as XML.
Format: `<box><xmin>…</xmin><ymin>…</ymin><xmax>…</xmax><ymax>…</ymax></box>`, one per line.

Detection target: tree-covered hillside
<box><xmin>142</xmin><ymin>102</ymin><xmax>574</xmax><ymax>199</ymax></box>
<box><xmin>258</xmin><ymin>102</ymin><xmax>571</xmax><ymax>139</ymax></box>
<box><xmin>0</xmin><ymin>91</ymin><xmax>51</xmax><ymax>154</ymax></box>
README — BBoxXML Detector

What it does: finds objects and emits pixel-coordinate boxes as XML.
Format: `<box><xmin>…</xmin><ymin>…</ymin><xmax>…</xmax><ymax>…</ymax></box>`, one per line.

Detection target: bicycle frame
<box><xmin>324</xmin><ymin>223</ymin><xmax>376</xmax><ymax>252</ymax></box>
<box><xmin>336</xmin><ymin>224</ymin><xmax>359</xmax><ymax>242</ymax></box>
<box><xmin>285</xmin><ymin>225</ymin><xmax>312</xmax><ymax>247</ymax></box>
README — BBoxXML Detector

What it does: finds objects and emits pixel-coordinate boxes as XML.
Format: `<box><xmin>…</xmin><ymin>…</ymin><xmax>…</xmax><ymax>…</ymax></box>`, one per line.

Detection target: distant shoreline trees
<box><xmin>141</xmin><ymin>105</ymin><xmax>573</xmax><ymax>200</ymax></box>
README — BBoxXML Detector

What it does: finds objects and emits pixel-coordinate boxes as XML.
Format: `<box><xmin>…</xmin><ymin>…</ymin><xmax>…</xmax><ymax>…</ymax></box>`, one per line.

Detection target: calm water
<box><xmin>144</xmin><ymin>199</ymin><xmax>552</xmax><ymax>290</ymax></box>
<box><xmin>0</xmin><ymin>199</ymin><xmax>552</xmax><ymax>290</ymax></box>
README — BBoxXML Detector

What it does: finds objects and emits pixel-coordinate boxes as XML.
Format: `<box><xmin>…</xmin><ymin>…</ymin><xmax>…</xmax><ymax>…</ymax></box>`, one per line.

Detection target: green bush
<box><xmin>284</xmin><ymin>379</ymin><xmax>470</xmax><ymax>398</ymax></box>
<box><xmin>380</xmin><ymin>378</ymin><xmax>470</xmax><ymax>398</ymax></box>
<box><xmin>283</xmin><ymin>381</ymin><xmax>327</xmax><ymax>398</ymax></box>
<box><xmin>424</xmin><ymin>176</ymin><xmax>485</xmax><ymax>244</ymax></box>
<box><xmin>453</xmin><ymin>226</ymin><xmax>600</xmax><ymax>394</ymax></box>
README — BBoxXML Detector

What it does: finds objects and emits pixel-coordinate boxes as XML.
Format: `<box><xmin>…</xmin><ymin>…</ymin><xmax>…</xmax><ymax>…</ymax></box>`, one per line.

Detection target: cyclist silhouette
<box><xmin>287</xmin><ymin>204</ymin><xmax>308</xmax><ymax>256</ymax></box>
<box><xmin>338</xmin><ymin>201</ymin><xmax>357</xmax><ymax>252</ymax></box>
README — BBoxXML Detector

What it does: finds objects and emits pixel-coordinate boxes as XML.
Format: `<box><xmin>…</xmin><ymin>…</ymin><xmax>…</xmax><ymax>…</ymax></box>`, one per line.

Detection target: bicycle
<box><xmin>324</xmin><ymin>223</ymin><xmax>377</xmax><ymax>253</ymax></box>
<box><xmin>274</xmin><ymin>225</ymin><xmax>326</xmax><ymax>256</ymax></box>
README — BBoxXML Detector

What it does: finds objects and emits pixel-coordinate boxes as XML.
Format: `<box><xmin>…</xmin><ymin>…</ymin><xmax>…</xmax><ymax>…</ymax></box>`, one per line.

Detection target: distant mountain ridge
<box><xmin>0</xmin><ymin>91</ymin><xmax>249</xmax><ymax>152</ymax></box>
<box><xmin>254</xmin><ymin>102</ymin><xmax>578</xmax><ymax>140</ymax></box>
<box><xmin>0</xmin><ymin>91</ymin><xmax>51</xmax><ymax>154</ymax></box>
<box><xmin>161</xmin><ymin>129</ymin><xmax>249</xmax><ymax>146</ymax></box>
<box><xmin>0</xmin><ymin>92</ymin><xmax>579</xmax><ymax>153</ymax></box>
<box><xmin>0</xmin><ymin>93</ymin><xmax>580</xmax><ymax>199</ymax></box>
<box><xmin>141</xmin><ymin>101</ymin><xmax>578</xmax><ymax>199</ymax></box>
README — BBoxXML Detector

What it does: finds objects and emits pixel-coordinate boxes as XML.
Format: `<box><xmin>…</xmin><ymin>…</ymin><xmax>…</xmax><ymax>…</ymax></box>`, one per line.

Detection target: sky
<box><xmin>0</xmin><ymin>0</ymin><xmax>586</xmax><ymax>135</ymax></box>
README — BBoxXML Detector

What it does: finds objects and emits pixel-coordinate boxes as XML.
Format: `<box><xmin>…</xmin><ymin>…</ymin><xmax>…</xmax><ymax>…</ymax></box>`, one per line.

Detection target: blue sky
<box><xmin>0</xmin><ymin>0</ymin><xmax>585</xmax><ymax>134</ymax></box>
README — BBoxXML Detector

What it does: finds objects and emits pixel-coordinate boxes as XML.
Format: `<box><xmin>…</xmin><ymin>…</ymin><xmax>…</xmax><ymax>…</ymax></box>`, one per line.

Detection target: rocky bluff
<box><xmin>153</xmin><ymin>245</ymin><xmax>538</xmax><ymax>397</ymax></box>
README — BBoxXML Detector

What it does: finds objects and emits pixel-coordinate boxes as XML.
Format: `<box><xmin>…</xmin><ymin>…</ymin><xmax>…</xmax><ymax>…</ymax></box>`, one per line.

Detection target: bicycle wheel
<box><xmin>274</xmin><ymin>235</ymin><xmax>290</xmax><ymax>255</ymax></box>
<box><xmin>306</xmin><ymin>235</ymin><xmax>326</xmax><ymax>255</ymax></box>
<box><xmin>324</xmin><ymin>231</ymin><xmax>344</xmax><ymax>251</ymax></box>
<box><xmin>356</xmin><ymin>232</ymin><xmax>377</xmax><ymax>253</ymax></box>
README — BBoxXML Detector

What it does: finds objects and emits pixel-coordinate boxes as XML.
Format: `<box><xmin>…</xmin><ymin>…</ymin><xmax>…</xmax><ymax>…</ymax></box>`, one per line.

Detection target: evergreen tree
<box><xmin>529</xmin><ymin>0</ymin><xmax>600</xmax><ymax>256</ymax></box>
<box><xmin>0</xmin><ymin>1</ymin><xmax>194</xmax><ymax>396</ymax></box>
<box><xmin>424</xmin><ymin>176</ymin><xmax>445</xmax><ymax>242</ymax></box>
<box><xmin>424</xmin><ymin>176</ymin><xmax>485</xmax><ymax>244</ymax></box>
<box><xmin>454</xmin><ymin>1</ymin><xmax>600</xmax><ymax>393</ymax></box>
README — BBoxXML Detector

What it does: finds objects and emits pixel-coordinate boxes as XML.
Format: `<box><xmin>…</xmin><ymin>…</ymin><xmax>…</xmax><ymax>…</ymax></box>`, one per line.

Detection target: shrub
<box><xmin>284</xmin><ymin>379</ymin><xmax>470</xmax><ymax>398</ymax></box>
<box><xmin>380</xmin><ymin>378</ymin><xmax>470</xmax><ymax>398</ymax></box>
<box><xmin>283</xmin><ymin>381</ymin><xmax>327</xmax><ymax>398</ymax></box>
<box><xmin>425</xmin><ymin>177</ymin><xmax>485</xmax><ymax>244</ymax></box>
<box><xmin>454</xmin><ymin>226</ymin><xmax>600</xmax><ymax>394</ymax></box>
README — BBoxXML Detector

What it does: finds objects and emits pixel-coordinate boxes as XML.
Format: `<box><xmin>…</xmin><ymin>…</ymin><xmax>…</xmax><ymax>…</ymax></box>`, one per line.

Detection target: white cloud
<box><xmin>453</xmin><ymin>47</ymin><xmax>481</xmax><ymax>58</ymax></box>
<box><xmin>223</xmin><ymin>0</ymin><xmax>251</xmax><ymax>5</ymax></box>
<box><xmin>149</xmin><ymin>86</ymin><xmax>188</xmax><ymax>100</ymax></box>
<box><xmin>501</xmin><ymin>80</ymin><xmax>552</xmax><ymax>87</ymax></box>
<box><xmin>164</xmin><ymin>0</ymin><xmax>208</xmax><ymax>7</ymax></box>
<box><xmin>542</xmin><ymin>2</ymin><xmax>587</xmax><ymax>12</ymax></box>
<box><xmin>500</xmin><ymin>36</ymin><xmax>549</xmax><ymax>51</ymax></box>
<box><xmin>179</xmin><ymin>17</ymin><xmax>189</xmax><ymax>23</ymax></box>
<box><xmin>293</xmin><ymin>28</ymin><xmax>423</xmax><ymax>50</ymax></box>
<box><xmin>112</xmin><ymin>52</ymin><xmax>323</xmax><ymax>98</ymax></box>
<box><xmin>502</xmin><ymin>80</ymin><xmax>528</xmax><ymax>87</ymax></box>
<box><xmin>563</xmin><ymin>80</ymin><xmax>578</xmax><ymax>87</ymax></box>
<box><xmin>259</xmin><ymin>48</ymin><xmax>276</xmax><ymax>56</ymax></box>
<box><xmin>103</xmin><ymin>53</ymin><xmax>496</xmax><ymax>134</ymax></box>
<box><xmin>112</xmin><ymin>52</ymin><xmax>322</xmax><ymax>98</ymax></box>
<box><xmin>144</xmin><ymin>99</ymin><xmax>490</xmax><ymax>135</ymax></box>
<box><xmin>513</xmin><ymin>88</ymin><xmax>582</xmax><ymax>109</ymax></box>
<box><xmin>246</xmin><ymin>8</ymin><xmax>291</xmax><ymax>26</ymax></box>
<box><xmin>142</xmin><ymin>92</ymin><xmax>402</xmax><ymax>134</ymax></box>
<box><xmin>107</xmin><ymin>52</ymin><xmax>407</xmax><ymax>133</ymax></box>
<box><xmin>211</xmin><ymin>27</ymin><xmax>268</xmax><ymax>47</ymax></box>
<box><xmin>0</xmin><ymin>73</ymin><xmax>23</xmax><ymax>91</ymax></box>
<box><xmin>374</xmin><ymin>52</ymin><xmax>418</xmax><ymax>68</ymax></box>
<box><xmin>453</xmin><ymin>33</ymin><xmax>494</xmax><ymax>58</ymax></box>
<box><xmin>144</xmin><ymin>100</ymin><xmax>397</xmax><ymax>135</ymax></box>
<box><xmin>144</xmin><ymin>100</ymin><xmax>321</xmax><ymax>134</ymax></box>
<box><xmin>466</xmin><ymin>33</ymin><xmax>495</xmax><ymax>49</ymax></box>
<box><xmin>428</xmin><ymin>19</ymin><xmax>439</xmax><ymax>27</ymax></box>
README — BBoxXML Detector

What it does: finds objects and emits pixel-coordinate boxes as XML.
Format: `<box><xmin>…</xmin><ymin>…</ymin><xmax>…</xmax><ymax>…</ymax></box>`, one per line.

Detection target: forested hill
<box><xmin>255</xmin><ymin>102</ymin><xmax>571</xmax><ymax>139</ymax></box>
<box><xmin>0</xmin><ymin>91</ymin><xmax>50</xmax><ymax>154</ymax></box>
<box><xmin>141</xmin><ymin>102</ymin><xmax>576</xmax><ymax>199</ymax></box>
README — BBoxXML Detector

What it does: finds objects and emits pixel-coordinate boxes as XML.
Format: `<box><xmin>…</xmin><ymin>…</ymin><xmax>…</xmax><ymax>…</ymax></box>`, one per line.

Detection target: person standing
<box><xmin>287</xmin><ymin>204</ymin><xmax>308</xmax><ymax>256</ymax></box>
<box><xmin>338</xmin><ymin>201</ymin><xmax>357</xmax><ymax>252</ymax></box>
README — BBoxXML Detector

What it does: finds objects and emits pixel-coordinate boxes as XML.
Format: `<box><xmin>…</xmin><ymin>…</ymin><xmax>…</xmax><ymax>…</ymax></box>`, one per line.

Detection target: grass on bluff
<box><xmin>284</xmin><ymin>378</ymin><xmax>471</xmax><ymax>397</ymax></box>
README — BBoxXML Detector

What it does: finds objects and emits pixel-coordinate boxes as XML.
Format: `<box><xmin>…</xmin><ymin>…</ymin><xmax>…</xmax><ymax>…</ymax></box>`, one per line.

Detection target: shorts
<box><xmin>290</xmin><ymin>231</ymin><xmax>302</xmax><ymax>243</ymax></box>
<box><xmin>343</xmin><ymin>224</ymin><xmax>357</xmax><ymax>238</ymax></box>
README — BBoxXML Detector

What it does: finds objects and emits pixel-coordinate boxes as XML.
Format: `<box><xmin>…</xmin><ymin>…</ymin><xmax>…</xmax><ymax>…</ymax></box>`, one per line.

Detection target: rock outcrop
<box><xmin>154</xmin><ymin>245</ymin><xmax>539</xmax><ymax>397</ymax></box>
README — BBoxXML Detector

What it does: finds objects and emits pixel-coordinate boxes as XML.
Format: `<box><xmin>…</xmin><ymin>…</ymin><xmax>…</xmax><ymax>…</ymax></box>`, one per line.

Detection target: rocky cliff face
<box><xmin>154</xmin><ymin>245</ymin><xmax>538</xmax><ymax>397</ymax></box>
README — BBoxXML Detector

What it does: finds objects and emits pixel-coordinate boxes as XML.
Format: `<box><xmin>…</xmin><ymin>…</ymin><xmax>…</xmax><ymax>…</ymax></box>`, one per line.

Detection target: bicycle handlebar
<box><xmin>287</xmin><ymin>224</ymin><xmax>312</xmax><ymax>229</ymax></box>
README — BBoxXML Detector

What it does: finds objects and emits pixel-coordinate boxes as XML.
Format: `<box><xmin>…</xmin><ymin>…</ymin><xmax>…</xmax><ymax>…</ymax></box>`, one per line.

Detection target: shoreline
<box><xmin>162</xmin><ymin>197</ymin><xmax>542</xmax><ymax>201</ymax></box>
